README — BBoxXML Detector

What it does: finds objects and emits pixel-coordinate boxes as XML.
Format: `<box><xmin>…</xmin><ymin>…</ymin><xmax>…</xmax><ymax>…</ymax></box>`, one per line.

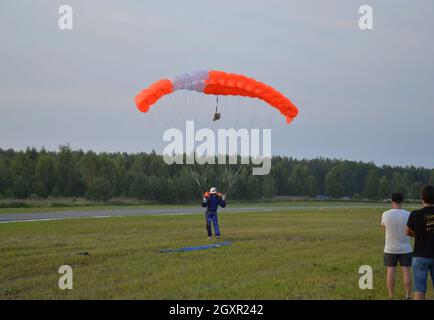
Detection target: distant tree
<box><xmin>172</xmin><ymin>172</ymin><xmax>196</xmax><ymax>202</ymax></box>
<box><xmin>379</xmin><ymin>176</ymin><xmax>389</xmax><ymax>199</ymax></box>
<box><xmin>409</xmin><ymin>181</ymin><xmax>423</xmax><ymax>200</ymax></box>
<box><xmin>363</xmin><ymin>169</ymin><xmax>381</xmax><ymax>199</ymax></box>
<box><xmin>325</xmin><ymin>166</ymin><xmax>344</xmax><ymax>198</ymax></box>
<box><xmin>32</xmin><ymin>181</ymin><xmax>48</xmax><ymax>198</ymax></box>
<box><xmin>128</xmin><ymin>174</ymin><xmax>150</xmax><ymax>200</ymax></box>
<box><xmin>12</xmin><ymin>176</ymin><xmax>32</xmax><ymax>199</ymax></box>
<box><xmin>1</xmin><ymin>146</ymin><xmax>433</xmax><ymax>203</ymax></box>
<box><xmin>245</xmin><ymin>175</ymin><xmax>261</xmax><ymax>199</ymax></box>
<box><xmin>428</xmin><ymin>170</ymin><xmax>434</xmax><ymax>185</ymax></box>
<box><xmin>270</xmin><ymin>162</ymin><xmax>289</xmax><ymax>195</ymax></box>
<box><xmin>262</xmin><ymin>175</ymin><xmax>275</xmax><ymax>199</ymax></box>
<box><xmin>56</xmin><ymin>145</ymin><xmax>83</xmax><ymax>197</ymax></box>
<box><xmin>86</xmin><ymin>177</ymin><xmax>113</xmax><ymax>202</ymax></box>
<box><xmin>35</xmin><ymin>155</ymin><xmax>56</xmax><ymax>194</ymax></box>
<box><xmin>0</xmin><ymin>158</ymin><xmax>12</xmax><ymax>196</ymax></box>
<box><xmin>52</xmin><ymin>184</ymin><xmax>61</xmax><ymax>198</ymax></box>
<box><xmin>10</xmin><ymin>153</ymin><xmax>35</xmax><ymax>198</ymax></box>
<box><xmin>153</xmin><ymin>177</ymin><xmax>176</xmax><ymax>203</ymax></box>
<box><xmin>11</xmin><ymin>152</ymin><xmax>35</xmax><ymax>182</ymax></box>
<box><xmin>79</xmin><ymin>151</ymin><xmax>98</xmax><ymax>191</ymax></box>
<box><xmin>287</xmin><ymin>164</ymin><xmax>317</xmax><ymax>197</ymax></box>
<box><xmin>390</xmin><ymin>172</ymin><xmax>409</xmax><ymax>197</ymax></box>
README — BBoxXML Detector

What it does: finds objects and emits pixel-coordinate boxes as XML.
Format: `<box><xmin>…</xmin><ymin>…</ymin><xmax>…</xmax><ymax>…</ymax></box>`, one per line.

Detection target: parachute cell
<box><xmin>135</xmin><ymin>70</ymin><xmax>299</xmax><ymax>123</ymax></box>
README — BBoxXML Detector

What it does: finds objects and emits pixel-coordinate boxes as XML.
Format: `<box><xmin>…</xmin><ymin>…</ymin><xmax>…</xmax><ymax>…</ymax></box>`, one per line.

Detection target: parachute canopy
<box><xmin>135</xmin><ymin>70</ymin><xmax>299</xmax><ymax>124</ymax></box>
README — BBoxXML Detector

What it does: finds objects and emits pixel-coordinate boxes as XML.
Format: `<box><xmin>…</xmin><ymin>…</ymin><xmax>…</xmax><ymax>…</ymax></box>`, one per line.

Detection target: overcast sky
<box><xmin>1</xmin><ymin>1</ymin><xmax>433</xmax><ymax>168</ymax></box>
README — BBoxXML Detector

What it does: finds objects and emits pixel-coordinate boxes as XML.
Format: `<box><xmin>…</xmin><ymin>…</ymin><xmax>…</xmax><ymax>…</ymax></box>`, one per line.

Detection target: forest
<box><xmin>0</xmin><ymin>146</ymin><xmax>433</xmax><ymax>203</ymax></box>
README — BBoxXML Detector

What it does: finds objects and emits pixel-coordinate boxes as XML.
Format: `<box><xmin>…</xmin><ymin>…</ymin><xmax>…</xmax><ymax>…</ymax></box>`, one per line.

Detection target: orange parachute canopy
<box><xmin>135</xmin><ymin>70</ymin><xmax>299</xmax><ymax>123</ymax></box>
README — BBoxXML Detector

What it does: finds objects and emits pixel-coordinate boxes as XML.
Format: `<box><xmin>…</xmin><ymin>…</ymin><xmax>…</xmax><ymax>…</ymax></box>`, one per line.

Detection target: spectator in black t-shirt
<box><xmin>406</xmin><ymin>185</ymin><xmax>434</xmax><ymax>300</ymax></box>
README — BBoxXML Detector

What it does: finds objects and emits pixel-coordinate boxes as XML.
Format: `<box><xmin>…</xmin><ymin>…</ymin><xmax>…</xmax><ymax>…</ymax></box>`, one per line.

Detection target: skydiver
<box><xmin>202</xmin><ymin>187</ymin><xmax>226</xmax><ymax>239</ymax></box>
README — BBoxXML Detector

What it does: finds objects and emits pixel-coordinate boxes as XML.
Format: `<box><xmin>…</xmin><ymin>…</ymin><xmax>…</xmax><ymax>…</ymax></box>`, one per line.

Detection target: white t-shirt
<box><xmin>381</xmin><ymin>209</ymin><xmax>412</xmax><ymax>254</ymax></box>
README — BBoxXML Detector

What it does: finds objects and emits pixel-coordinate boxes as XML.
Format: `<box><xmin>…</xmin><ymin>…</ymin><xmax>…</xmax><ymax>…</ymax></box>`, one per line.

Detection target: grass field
<box><xmin>1</xmin><ymin>205</ymin><xmax>432</xmax><ymax>300</ymax></box>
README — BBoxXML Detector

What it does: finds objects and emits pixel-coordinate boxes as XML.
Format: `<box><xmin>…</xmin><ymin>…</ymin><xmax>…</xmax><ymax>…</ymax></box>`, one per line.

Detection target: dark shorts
<box><xmin>384</xmin><ymin>252</ymin><xmax>413</xmax><ymax>267</ymax></box>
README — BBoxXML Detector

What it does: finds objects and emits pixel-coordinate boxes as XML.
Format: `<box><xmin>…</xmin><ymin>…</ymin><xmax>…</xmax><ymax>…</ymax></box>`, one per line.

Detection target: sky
<box><xmin>0</xmin><ymin>0</ymin><xmax>433</xmax><ymax>168</ymax></box>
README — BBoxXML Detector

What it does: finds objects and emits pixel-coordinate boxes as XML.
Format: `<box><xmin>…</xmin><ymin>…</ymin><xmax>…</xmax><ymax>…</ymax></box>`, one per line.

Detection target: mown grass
<box><xmin>0</xmin><ymin>206</ymin><xmax>432</xmax><ymax>300</ymax></box>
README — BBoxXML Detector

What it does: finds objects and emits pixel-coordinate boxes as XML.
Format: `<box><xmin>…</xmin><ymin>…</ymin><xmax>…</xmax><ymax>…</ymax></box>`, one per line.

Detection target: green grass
<box><xmin>0</xmin><ymin>206</ymin><xmax>432</xmax><ymax>300</ymax></box>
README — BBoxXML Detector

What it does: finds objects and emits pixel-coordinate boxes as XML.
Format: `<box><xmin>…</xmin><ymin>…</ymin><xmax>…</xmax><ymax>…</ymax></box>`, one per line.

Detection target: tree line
<box><xmin>0</xmin><ymin>146</ymin><xmax>433</xmax><ymax>203</ymax></box>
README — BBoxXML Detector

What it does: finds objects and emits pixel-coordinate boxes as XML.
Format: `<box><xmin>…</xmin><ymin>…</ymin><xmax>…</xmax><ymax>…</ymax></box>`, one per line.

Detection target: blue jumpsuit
<box><xmin>202</xmin><ymin>194</ymin><xmax>226</xmax><ymax>237</ymax></box>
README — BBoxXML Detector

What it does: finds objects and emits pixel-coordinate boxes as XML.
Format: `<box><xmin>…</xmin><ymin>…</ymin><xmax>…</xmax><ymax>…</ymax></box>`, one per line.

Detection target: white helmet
<box><xmin>209</xmin><ymin>187</ymin><xmax>217</xmax><ymax>194</ymax></box>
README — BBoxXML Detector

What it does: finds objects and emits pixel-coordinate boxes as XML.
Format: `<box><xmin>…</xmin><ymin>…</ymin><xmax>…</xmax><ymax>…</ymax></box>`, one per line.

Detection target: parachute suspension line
<box><xmin>219</xmin><ymin>162</ymin><xmax>227</xmax><ymax>196</ymax></box>
<box><xmin>266</xmin><ymin>108</ymin><xmax>274</xmax><ymax>131</ymax></box>
<box><xmin>213</xmin><ymin>96</ymin><xmax>221</xmax><ymax>122</ymax></box>
<box><xmin>234</xmin><ymin>96</ymin><xmax>241</xmax><ymax>129</ymax></box>
<box><xmin>152</xmin><ymin>96</ymin><xmax>174</xmax><ymax>128</ymax></box>
<box><xmin>221</xmin><ymin>96</ymin><xmax>225</xmax><ymax>126</ymax></box>
<box><xmin>184</xmin><ymin>90</ymin><xmax>194</xmax><ymax>125</ymax></box>
<box><xmin>153</xmin><ymin>101</ymin><xmax>171</xmax><ymax>132</ymax></box>
<box><xmin>220</xmin><ymin>157</ymin><xmax>235</xmax><ymax>195</ymax></box>
<box><xmin>270</xmin><ymin>115</ymin><xmax>290</xmax><ymax>146</ymax></box>
<box><xmin>215</xmin><ymin>96</ymin><xmax>219</xmax><ymax>113</ymax></box>
<box><xmin>247</xmin><ymin>100</ymin><xmax>258</xmax><ymax>130</ymax></box>
<box><xmin>187</xmin><ymin>165</ymin><xmax>207</xmax><ymax>195</ymax></box>
<box><xmin>184</xmin><ymin>89</ymin><xmax>187</xmax><ymax>113</ymax></box>
<box><xmin>197</xmin><ymin>92</ymin><xmax>208</xmax><ymax>128</ymax></box>
<box><xmin>160</xmin><ymin>98</ymin><xmax>177</xmax><ymax>129</ymax></box>
<box><xmin>223</xmin><ymin>95</ymin><xmax>230</xmax><ymax>128</ymax></box>
<box><xmin>194</xmin><ymin>92</ymin><xmax>203</xmax><ymax>126</ymax></box>
<box><xmin>189</xmin><ymin>169</ymin><xmax>203</xmax><ymax>194</ymax></box>
<box><xmin>218</xmin><ymin>167</ymin><xmax>225</xmax><ymax>196</ymax></box>
<box><xmin>157</xmin><ymin>95</ymin><xmax>180</xmax><ymax>130</ymax></box>
<box><xmin>167</xmin><ymin>94</ymin><xmax>182</xmax><ymax>128</ymax></box>
<box><xmin>223</xmin><ymin>161</ymin><xmax>250</xmax><ymax>198</ymax></box>
<box><xmin>203</xmin><ymin>164</ymin><xmax>209</xmax><ymax>190</ymax></box>
<box><xmin>168</xmin><ymin>91</ymin><xmax>182</xmax><ymax>125</ymax></box>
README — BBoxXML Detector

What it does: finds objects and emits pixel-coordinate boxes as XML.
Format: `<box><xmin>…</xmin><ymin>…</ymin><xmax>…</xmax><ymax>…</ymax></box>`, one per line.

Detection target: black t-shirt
<box><xmin>407</xmin><ymin>206</ymin><xmax>434</xmax><ymax>258</ymax></box>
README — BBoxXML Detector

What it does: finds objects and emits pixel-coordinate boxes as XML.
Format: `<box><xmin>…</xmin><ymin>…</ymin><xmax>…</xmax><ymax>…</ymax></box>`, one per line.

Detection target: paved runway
<box><xmin>0</xmin><ymin>203</ymin><xmax>387</xmax><ymax>223</ymax></box>
<box><xmin>0</xmin><ymin>206</ymin><xmax>277</xmax><ymax>223</ymax></box>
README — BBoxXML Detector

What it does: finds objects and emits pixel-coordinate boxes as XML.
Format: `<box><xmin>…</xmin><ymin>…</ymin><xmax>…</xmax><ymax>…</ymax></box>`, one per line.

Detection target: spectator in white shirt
<box><xmin>381</xmin><ymin>193</ymin><xmax>412</xmax><ymax>299</ymax></box>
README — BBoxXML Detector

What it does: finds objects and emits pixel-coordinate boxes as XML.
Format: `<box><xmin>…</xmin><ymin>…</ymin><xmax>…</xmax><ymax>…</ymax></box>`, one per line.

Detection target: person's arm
<box><xmin>406</xmin><ymin>227</ymin><xmax>415</xmax><ymax>237</ymax></box>
<box><xmin>406</xmin><ymin>212</ymin><xmax>415</xmax><ymax>237</ymax></box>
<box><xmin>219</xmin><ymin>194</ymin><xmax>226</xmax><ymax>208</ymax></box>
<box><xmin>381</xmin><ymin>213</ymin><xmax>385</xmax><ymax>231</ymax></box>
<box><xmin>201</xmin><ymin>195</ymin><xmax>208</xmax><ymax>208</ymax></box>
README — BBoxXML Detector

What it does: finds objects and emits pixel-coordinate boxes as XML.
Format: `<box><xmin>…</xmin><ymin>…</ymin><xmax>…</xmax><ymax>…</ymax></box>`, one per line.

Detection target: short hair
<box><xmin>391</xmin><ymin>193</ymin><xmax>403</xmax><ymax>204</ymax></box>
<box><xmin>421</xmin><ymin>185</ymin><xmax>434</xmax><ymax>205</ymax></box>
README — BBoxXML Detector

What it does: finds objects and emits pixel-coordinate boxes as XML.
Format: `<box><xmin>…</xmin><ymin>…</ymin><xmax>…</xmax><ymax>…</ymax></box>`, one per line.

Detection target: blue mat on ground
<box><xmin>160</xmin><ymin>241</ymin><xmax>232</xmax><ymax>253</ymax></box>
